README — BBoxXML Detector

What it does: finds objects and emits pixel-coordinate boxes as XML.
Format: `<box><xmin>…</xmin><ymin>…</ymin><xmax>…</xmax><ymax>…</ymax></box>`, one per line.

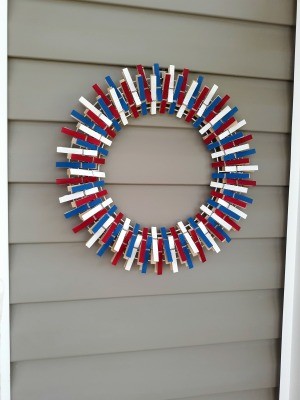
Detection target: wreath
<box><xmin>56</xmin><ymin>64</ymin><xmax>257</xmax><ymax>274</ymax></box>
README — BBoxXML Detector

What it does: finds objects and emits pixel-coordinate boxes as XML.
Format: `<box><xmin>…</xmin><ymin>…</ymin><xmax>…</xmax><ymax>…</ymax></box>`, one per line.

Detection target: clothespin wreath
<box><xmin>56</xmin><ymin>64</ymin><xmax>258</xmax><ymax>275</ymax></box>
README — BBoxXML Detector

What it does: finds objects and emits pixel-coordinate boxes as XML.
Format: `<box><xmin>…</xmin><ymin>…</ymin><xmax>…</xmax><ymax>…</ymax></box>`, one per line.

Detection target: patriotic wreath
<box><xmin>56</xmin><ymin>64</ymin><xmax>257</xmax><ymax>274</ymax></box>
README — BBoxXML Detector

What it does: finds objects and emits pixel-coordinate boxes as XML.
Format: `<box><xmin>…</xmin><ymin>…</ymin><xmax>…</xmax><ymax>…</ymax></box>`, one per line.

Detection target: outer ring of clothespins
<box><xmin>56</xmin><ymin>63</ymin><xmax>257</xmax><ymax>274</ymax></box>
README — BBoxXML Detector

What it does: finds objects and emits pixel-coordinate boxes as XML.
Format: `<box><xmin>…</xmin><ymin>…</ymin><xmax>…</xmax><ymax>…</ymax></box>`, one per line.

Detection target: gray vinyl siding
<box><xmin>8</xmin><ymin>0</ymin><xmax>294</xmax><ymax>399</ymax></box>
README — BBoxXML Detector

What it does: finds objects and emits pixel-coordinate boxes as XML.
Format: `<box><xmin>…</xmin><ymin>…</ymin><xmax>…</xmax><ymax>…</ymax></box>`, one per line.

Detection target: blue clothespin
<box><xmin>125</xmin><ymin>223</ymin><xmax>140</xmax><ymax>258</ymax></box>
<box><xmin>187</xmin><ymin>217</ymin><xmax>212</xmax><ymax>249</ymax></box>
<box><xmin>211</xmin><ymin>172</ymin><xmax>250</xmax><ymax>180</ymax></box>
<box><xmin>70</xmin><ymin>179</ymin><xmax>105</xmax><ymax>194</ymax></box>
<box><xmin>212</xmin><ymin>106</ymin><xmax>238</xmax><ymax>131</ymax></box>
<box><xmin>221</xmin><ymin>189</ymin><xmax>252</xmax><ymax>205</ymax></box>
<box><xmin>187</xmin><ymin>76</ymin><xmax>203</xmax><ymax>109</ymax></box>
<box><xmin>160</xmin><ymin>227</ymin><xmax>173</xmax><ymax>262</ymax></box>
<box><xmin>234</xmin><ymin>193</ymin><xmax>253</xmax><ymax>204</ymax></box>
<box><xmin>141</xmin><ymin>236</ymin><xmax>152</xmax><ymax>274</ymax></box>
<box><xmin>192</xmin><ymin>116</ymin><xmax>205</xmax><ymax>128</ymax></box>
<box><xmin>75</xmin><ymin>139</ymin><xmax>97</xmax><ymax>150</ymax></box>
<box><xmin>208</xmin><ymin>218</ymin><xmax>231</xmax><ymax>243</ymax></box>
<box><xmin>203</xmin><ymin>96</ymin><xmax>222</xmax><ymax>117</ymax></box>
<box><xmin>153</xmin><ymin>63</ymin><xmax>162</xmax><ymax>101</ymax></box>
<box><xmin>169</xmin><ymin>75</ymin><xmax>184</xmax><ymax>115</ymax></box>
<box><xmin>65</xmin><ymin>197</ymin><xmax>104</xmax><ymax>219</ymax></box>
<box><xmin>97</xmin><ymin>223</ymin><xmax>123</xmax><ymax>256</ymax></box>
<box><xmin>91</xmin><ymin>205</ymin><xmax>118</xmax><ymax>233</ymax></box>
<box><xmin>178</xmin><ymin>233</ymin><xmax>194</xmax><ymax>269</ymax></box>
<box><xmin>220</xmin><ymin>132</ymin><xmax>244</xmax><ymax>146</ymax></box>
<box><xmin>224</xmin><ymin>148</ymin><xmax>256</xmax><ymax>161</ymax></box>
<box><xmin>97</xmin><ymin>98</ymin><xmax>121</xmax><ymax>132</ymax></box>
<box><xmin>137</xmin><ymin>75</ymin><xmax>148</xmax><ymax>116</ymax></box>
<box><xmin>56</xmin><ymin>161</ymin><xmax>81</xmax><ymax>169</ymax></box>
<box><xmin>64</xmin><ymin>204</ymin><xmax>89</xmax><ymax>219</ymax></box>
<box><xmin>71</xmin><ymin>110</ymin><xmax>94</xmax><ymax>128</ymax></box>
<box><xmin>74</xmin><ymin>139</ymin><xmax>109</xmax><ymax>156</ymax></box>
<box><xmin>105</xmin><ymin>75</ymin><xmax>129</xmax><ymax>112</ymax></box>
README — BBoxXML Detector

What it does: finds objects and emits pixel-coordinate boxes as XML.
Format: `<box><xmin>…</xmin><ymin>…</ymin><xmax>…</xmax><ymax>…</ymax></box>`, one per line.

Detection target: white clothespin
<box><xmin>176</xmin><ymin>80</ymin><xmax>198</xmax><ymax>118</ymax></box>
<box><xmin>224</xmin><ymin>144</ymin><xmax>249</xmax><ymax>155</ymax></box>
<box><xmin>59</xmin><ymin>187</ymin><xmax>98</xmax><ymax>204</ymax></box>
<box><xmin>150</xmin><ymin>74</ymin><xmax>157</xmax><ymax>115</ymax></box>
<box><xmin>210</xmin><ymin>181</ymin><xmax>248</xmax><ymax>193</ymax></box>
<box><xmin>237</xmin><ymin>165</ymin><xmax>258</xmax><ymax>172</ymax></box>
<box><xmin>69</xmin><ymin>168</ymin><xmax>105</xmax><ymax>178</ymax></box>
<box><xmin>196</xmin><ymin>84</ymin><xmax>218</xmax><ymax>117</ymax></box>
<box><xmin>199</xmin><ymin>106</ymin><xmax>231</xmax><ymax>135</ymax></box>
<box><xmin>224</xmin><ymin>183</ymin><xmax>248</xmax><ymax>193</ymax></box>
<box><xmin>86</xmin><ymin>215</ymin><xmax>114</xmax><ymax>249</ymax></box>
<box><xmin>122</xmin><ymin>68</ymin><xmax>141</xmax><ymax>106</ymax></box>
<box><xmin>197</xmin><ymin>222</ymin><xmax>220</xmax><ymax>252</ymax></box>
<box><xmin>177</xmin><ymin>221</ymin><xmax>199</xmax><ymax>255</ymax></box>
<box><xmin>113</xmin><ymin>218</ymin><xmax>131</xmax><ymax>252</ymax></box>
<box><xmin>78</xmin><ymin>124</ymin><xmax>112</xmax><ymax>146</ymax></box>
<box><xmin>151</xmin><ymin>227</ymin><xmax>159</xmax><ymax>263</ymax></box>
<box><xmin>57</xmin><ymin>147</ymin><xmax>98</xmax><ymax>157</ymax></box>
<box><xmin>79</xmin><ymin>96</ymin><xmax>112</xmax><ymax>126</ymax></box>
<box><xmin>82</xmin><ymin>198</ymin><xmax>113</xmax><ymax>221</ymax></box>
<box><xmin>168</xmin><ymin>65</ymin><xmax>175</xmax><ymax>102</ymax></box>
<box><xmin>167</xmin><ymin>235</ymin><xmax>178</xmax><ymax>273</ymax></box>
<box><xmin>109</xmin><ymin>87</ymin><xmax>128</xmax><ymax>125</ymax></box>
<box><xmin>219</xmin><ymin>120</ymin><xmax>246</xmax><ymax>140</ymax></box>
<box><xmin>217</xmin><ymin>198</ymin><xmax>247</xmax><ymax>219</ymax></box>
<box><xmin>211</xmin><ymin>150</ymin><xmax>225</xmax><ymax>159</ymax></box>
<box><xmin>200</xmin><ymin>205</ymin><xmax>232</xmax><ymax>231</ymax></box>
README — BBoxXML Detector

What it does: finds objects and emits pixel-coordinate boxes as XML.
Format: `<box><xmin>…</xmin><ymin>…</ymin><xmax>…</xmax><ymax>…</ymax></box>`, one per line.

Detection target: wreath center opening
<box><xmin>105</xmin><ymin>115</ymin><xmax>211</xmax><ymax>226</ymax></box>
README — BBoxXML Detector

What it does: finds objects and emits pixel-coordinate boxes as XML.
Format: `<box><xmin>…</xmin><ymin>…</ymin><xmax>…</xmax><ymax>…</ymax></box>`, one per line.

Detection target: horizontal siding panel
<box><xmin>11</xmin><ymin>289</ymin><xmax>281</xmax><ymax>361</ymax></box>
<box><xmin>11</xmin><ymin>340</ymin><xmax>279</xmax><ymax>400</ymax></box>
<box><xmin>9</xmin><ymin>121</ymin><xmax>289</xmax><ymax>186</ymax></box>
<box><xmin>173</xmin><ymin>388</ymin><xmax>277</xmax><ymax>400</ymax></box>
<box><xmin>8</xmin><ymin>59</ymin><xmax>292</xmax><ymax>133</ymax></box>
<box><xmin>8</xmin><ymin>0</ymin><xmax>294</xmax><ymax>80</ymax></box>
<box><xmin>9</xmin><ymin>184</ymin><xmax>287</xmax><ymax>243</ymax></box>
<box><xmin>74</xmin><ymin>0</ymin><xmax>296</xmax><ymax>26</ymax></box>
<box><xmin>9</xmin><ymin>238</ymin><xmax>285</xmax><ymax>304</ymax></box>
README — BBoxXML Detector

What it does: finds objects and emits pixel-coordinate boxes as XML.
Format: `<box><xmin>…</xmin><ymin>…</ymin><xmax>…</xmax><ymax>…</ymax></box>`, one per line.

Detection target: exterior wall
<box><xmin>8</xmin><ymin>1</ymin><xmax>295</xmax><ymax>399</ymax></box>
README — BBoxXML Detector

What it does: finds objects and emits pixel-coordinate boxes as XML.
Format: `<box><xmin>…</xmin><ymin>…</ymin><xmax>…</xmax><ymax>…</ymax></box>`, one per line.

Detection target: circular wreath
<box><xmin>56</xmin><ymin>63</ymin><xmax>257</xmax><ymax>274</ymax></box>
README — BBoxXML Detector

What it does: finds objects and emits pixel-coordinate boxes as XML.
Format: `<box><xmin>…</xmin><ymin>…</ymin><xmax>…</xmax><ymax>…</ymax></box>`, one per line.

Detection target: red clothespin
<box><xmin>214</xmin><ymin>117</ymin><xmax>236</xmax><ymax>135</ymax></box>
<box><xmin>136</xmin><ymin>65</ymin><xmax>152</xmax><ymax>103</ymax></box>
<box><xmin>185</xmin><ymin>86</ymin><xmax>210</xmax><ymax>122</ymax></box>
<box><xmin>189</xmin><ymin>229</ymin><xmax>206</xmax><ymax>262</ymax></box>
<box><xmin>72</xmin><ymin>208</ymin><xmax>107</xmax><ymax>233</ymax></box>
<box><xmin>177</xmin><ymin>68</ymin><xmax>189</xmax><ymax>106</ymax></box>
<box><xmin>101</xmin><ymin>212</ymin><xmax>124</xmax><ymax>244</ymax></box>
<box><xmin>138</xmin><ymin>228</ymin><xmax>149</xmax><ymax>264</ymax></box>
<box><xmin>214</xmin><ymin>94</ymin><xmax>230</xmax><ymax>113</ymax></box>
<box><xmin>61</xmin><ymin>127</ymin><xmax>85</xmax><ymax>141</ymax></box>
<box><xmin>92</xmin><ymin>84</ymin><xmax>120</xmax><ymax>119</ymax></box>
<box><xmin>156</xmin><ymin>238</ymin><xmax>164</xmax><ymax>275</ymax></box>
<box><xmin>195</xmin><ymin>213</ymin><xmax>226</xmax><ymax>242</ymax></box>
<box><xmin>69</xmin><ymin>154</ymin><xmax>105</xmax><ymax>165</ymax></box>
<box><xmin>214</xmin><ymin>209</ymin><xmax>241</xmax><ymax>231</ymax></box>
<box><xmin>169</xmin><ymin>226</ymin><xmax>187</xmax><ymax>263</ymax></box>
<box><xmin>86</xmin><ymin>110</ymin><xmax>116</xmax><ymax>139</ymax></box>
<box><xmin>120</xmin><ymin>80</ymin><xmax>139</xmax><ymax>118</ymax></box>
<box><xmin>210</xmin><ymin>190</ymin><xmax>247</xmax><ymax>209</ymax></box>
<box><xmin>203</xmin><ymin>132</ymin><xmax>218</xmax><ymax>145</ymax></box>
<box><xmin>56</xmin><ymin>177</ymin><xmax>97</xmax><ymax>185</ymax></box>
<box><xmin>73</xmin><ymin>190</ymin><xmax>108</xmax><ymax>208</ymax></box>
<box><xmin>159</xmin><ymin>73</ymin><xmax>171</xmax><ymax>114</ymax></box>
